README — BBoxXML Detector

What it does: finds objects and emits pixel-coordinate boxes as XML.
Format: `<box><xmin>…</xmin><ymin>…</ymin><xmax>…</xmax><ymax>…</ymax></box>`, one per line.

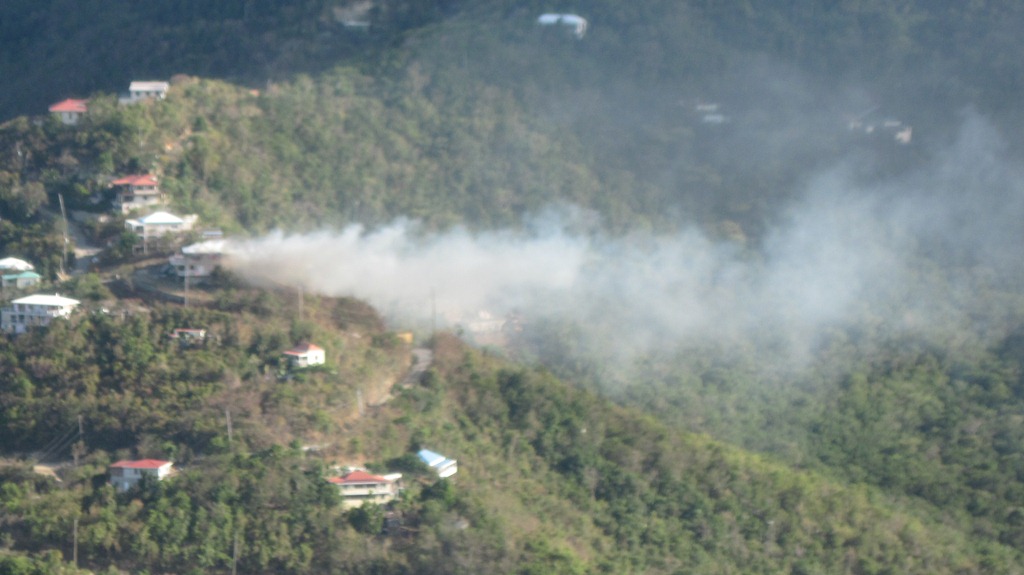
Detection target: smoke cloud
<box><xmin>226</xmin><ymin>111</ymin><xmax>1024</xmax><ymax>368</ymax></box>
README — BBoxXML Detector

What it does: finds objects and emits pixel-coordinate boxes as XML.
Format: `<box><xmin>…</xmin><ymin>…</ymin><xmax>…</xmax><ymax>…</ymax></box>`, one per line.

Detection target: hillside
<box><xmin>3</xmin><ymin>1</ymin><xmax>1024</xmax><ymax>573</ymax></box>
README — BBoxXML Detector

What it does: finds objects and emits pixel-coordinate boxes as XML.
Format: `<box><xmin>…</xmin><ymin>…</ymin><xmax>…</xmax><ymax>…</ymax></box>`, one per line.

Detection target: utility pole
<box><xmin>232</xmin><ymin>530</ymin><xmax>239</xmax><ymax>575</ymax></box>
<box><xmin>58</xmin><ymin>193</ymin><xmax>68</xmax><ymax>277</ymax></box>
<box><xmin>73</xmin><ymin>415</ymin><xmax>84</xmax><ymax>467</ymax></box>
<box><xmin>225</xmin><ymin>408</ymin><xmax>233</xmax><ymax>446</ymax></box>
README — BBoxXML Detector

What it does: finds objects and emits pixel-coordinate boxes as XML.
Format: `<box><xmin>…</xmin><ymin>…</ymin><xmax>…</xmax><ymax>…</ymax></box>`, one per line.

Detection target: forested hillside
<box><xmin>3</xmin><ymin>1</ymin><xmax>1024</xmax><ymax>573</ymax></box>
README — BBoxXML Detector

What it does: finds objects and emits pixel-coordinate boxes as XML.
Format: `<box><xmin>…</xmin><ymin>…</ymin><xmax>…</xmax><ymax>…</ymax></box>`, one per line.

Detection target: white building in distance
<box><xmin>1</xmin><ymin>294</ymin><xmax>80</xmax><ymax>334</ymax></box>
<box><xmin>127</xmin><ymin>81</ymin><xmax>169</xmax><ymax>103</ymax></box>
<box><xmin>109</xmin><ymin>459</ymin><xmax>174</xmax><ymax>492</ymax></box>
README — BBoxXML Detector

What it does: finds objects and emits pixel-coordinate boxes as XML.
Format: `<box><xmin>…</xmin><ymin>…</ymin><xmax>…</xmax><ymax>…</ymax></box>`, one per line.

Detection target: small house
<box><xmin>0</xmin><ymin>258</ymin><xmax>34</xmax><ymax>273</ymax></box>
<box><xmin>48</xmin><ymin>99</ymin><xmax>88</xmax><ymax>125</ymax></box>
<box><xmin>537</xmin><ymin>13</ymin><xmax>588</xmax><ymax>39</ymax></box>
<box><xmin>1</xmin><ymin>293</ymin><xmax>80</xmax><ymax>334</ymax></box>
<box><xmin>112</xmin><ymin>174</ymin><xmax>163</xmax><ymax>214</ymax></box>
<box><xmin>109</xmin><ymin>459</ymin><xmax>174</xmax><ymax>492</ymax></box>
<box><xmin>326</xmin><ymin>470</ymin><xmax>402</xmax><ymax>509</ymax></box>
<box><xmin>171</xmin><ymin>328</ymin><xmax>207</xmax><ymax>346</ymax></box>
<box><xmin>283</xmin><ymin>343</ymin><xmax>325</xmax><ymax>368</ymax></box>
<box><xmin>2</xmin><ymin>270</ymin><xmax>42</xmax><ymax>290</ymax></box>
<box><xmin>127</xmin><ymin>81</ymin><xmax>169</xmax><ymax>103</ymax></box>
<box><xmin>169</xmin><ymin>239</ymin><xmax>227</xmax><ymax>279</ymax></box>
<box><xmin>417</xmin><ymin>449</ymin><xmax>458</xmax><ymax>478</ymax></box>
<box><xmin>125</xmin><ymin>211</ymin><xmax>197</xmax><ymax>254</ymax></box>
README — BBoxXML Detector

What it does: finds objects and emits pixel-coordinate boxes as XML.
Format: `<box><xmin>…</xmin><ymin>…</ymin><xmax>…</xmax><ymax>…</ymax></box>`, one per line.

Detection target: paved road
<box><xmin>399</xmin><ymin>348</ymin><xmax>433</xmax><ymax>388</ymax></box>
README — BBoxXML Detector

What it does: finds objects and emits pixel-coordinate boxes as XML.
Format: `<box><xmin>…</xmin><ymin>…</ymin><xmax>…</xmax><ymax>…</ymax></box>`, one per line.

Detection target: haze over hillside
<box><xmin>4</xmin><ymin>2</ymin><xmax>1024</xmax><ymax>573</ymax></box>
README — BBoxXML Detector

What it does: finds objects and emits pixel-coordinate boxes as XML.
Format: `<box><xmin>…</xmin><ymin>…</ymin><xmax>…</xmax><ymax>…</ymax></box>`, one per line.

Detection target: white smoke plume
<box><xmin>226</xmin><ymin>112</ymin><xmax>1024</xmax><ymax>367</ymax></box>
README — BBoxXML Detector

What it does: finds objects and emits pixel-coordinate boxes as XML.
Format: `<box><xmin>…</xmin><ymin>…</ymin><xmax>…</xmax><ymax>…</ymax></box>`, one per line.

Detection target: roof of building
<box><xmin>137</xmin><ymin>211</ymin><xmax>184</xmax><ymax>225</ymax></box>
<box><xmin>417</xmin><ymin>449</ymin><xmax>449</xmax><ymax>467</ymax></box>
<box><xmin>327</xmin><ymin>470</ymin><xmax>392</xmax><ymax>485</ymax></box>
<box><xmin>129</xmin><ymin>81</ymin><xmax>169</xmax><ymax>92</ymax></box>
<box><xmin>0</xmin><ymin>257</ymin><xmax>34</xmax><ymax>272</ymax></box>
<box><xmin>112</xmin><ymin>174</ymin><xmax>159</xmax><ymax>187</ymax></box>
<box><xmin>182</xmin><ymin>239</ymin><xmax>227</xmax><ymax>255</ymax></box>
<box><xmin>284</xmin><ymin>343</ymin><xmax>324</xmax><ymax>356</ymax></box>
<box><xmin>11</xmin><ymin>294</ymin><xmax>80</xmax><ymax>307</ymax></box>
<box><xmin>110</xmin><ymin>459</ymin><xmax>173</xmax><ymax>469</ymax></box>
<box><xmin>2</xmin><ymin>271</ymin><xmax>42</xmax><ymax>280</ymax></box>
<box><xmin>49</xmin><ymin>98</ymin><xmax>88</xmax><ymax>113</ymax></box>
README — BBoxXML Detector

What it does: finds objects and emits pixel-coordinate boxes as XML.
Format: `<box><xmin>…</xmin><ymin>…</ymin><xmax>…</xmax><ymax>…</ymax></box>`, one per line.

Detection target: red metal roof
<box><xmin>327</xmin><ymin>470</ymin><xmax>390</xmax><ymax>484</ymax></box>
<box><xmin>284</xmin><ymin>343</ymin><xmax>324</xmax><ymax>355</ymax></box>
<box><xmin>110</xmin><ymin>459</ymin><xmax>172</xmax><ymax>469</ymax></box>
<box><xmin>112</xmin><ymin>174</ymin><xmax>158</xmax><ymax>186</ymax></box>
<box><xmin>49</xmin><ymin>99</ymin><xmax>88</xmax><ymax>113</ymax></box>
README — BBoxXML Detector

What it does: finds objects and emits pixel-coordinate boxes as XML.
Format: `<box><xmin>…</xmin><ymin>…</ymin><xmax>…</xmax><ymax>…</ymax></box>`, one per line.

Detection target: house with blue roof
<box><xmin>417</xmin><ymin>449</ymin><xmax>458</xmax><ymax>478</ymax></box>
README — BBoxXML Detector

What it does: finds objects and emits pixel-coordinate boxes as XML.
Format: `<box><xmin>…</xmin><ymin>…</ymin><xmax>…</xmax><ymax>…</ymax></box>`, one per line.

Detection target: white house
<box><xmin>170</xmin><ymin>328</ymin><xmax>207</xmax><ymax>346</ymax></box>
<box><xmin>1</xmin><ymin>294</ymin><xmax>80</xmax><ymax>334</ymax></box>
<box><xmin>327</xmin><ymin>470</ymin><xmax>402</xmax><ymax>509</ymax></box>
<box><xmin>283</xmin><ymin>343</ymin><xmax>326</xmax><ymax>368</ymax></box>
<box><xmin>48</xmin><ymin>99</ymin><xmax>88</xmax><ymax>125</ymax></box>
<box><xmin>537</xmin><ymin>13</ymin><xmax>588</xmax><ymax>39</ymax></box>
<box><xmin>169</xmin><ymin>239</ymin><xmax>227</xmax><ymax>279</ymax></box>
<box><xmin>112</xmin><ymin>174</ymin><xmax>163</xmax><ymax>214</ymax></box>
<box><xmin>125</xmin><ymin>211</ymin><xmax>197</xmax><ymax>254</ymax></box>
<box><xmin>2</xmin><ymin>271</ymin><xmax>42</xmax><ymax>290</ymax></box>
<box><xmin>108</xmin><ymin>459</ymin><xmax>174</xmax><ymax>492</ymax></box>
<box><xmin>0</xmin><ymin>258</ymin><xmax>34</xmax><ymax>273</ymax></box>
<box><xmin>417</xmin><ymin>449</ymin><xmax>458</xmax><ymax>478</ymax></box>
<box><xmin>127</xmin><ymin>81</ymin><xmax>170</xmax><ymax>103</ymax></box>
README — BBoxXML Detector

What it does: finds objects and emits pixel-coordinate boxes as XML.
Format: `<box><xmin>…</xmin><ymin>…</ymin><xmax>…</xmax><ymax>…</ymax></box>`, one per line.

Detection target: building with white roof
<box><xmin>127</xmin><ymin>81</ymin><xmax>170</xmax><ymax>103</ymax></box>
<box><xmin>125</xmin><ymin>211</ymin><xmax>197</xmax><ymax>254</ymax></box>
<box><xmin>169</xmin><ymin>239</ymin><xmax>227</xmax><ymax>279</ymax></box>
<box><xmin>1</xmin><ymin>294</ymin><xmax>80</xmax><ymax>334</ymax></box>
<box><xmin>537</xmin><ymin>13</ymin><xmax>588</xmax><ymax>38</ymax></box>
<box><xmin>0</xmin><ymin>258</ymin><xmax>34</xmax><ymax>273</ymax></box>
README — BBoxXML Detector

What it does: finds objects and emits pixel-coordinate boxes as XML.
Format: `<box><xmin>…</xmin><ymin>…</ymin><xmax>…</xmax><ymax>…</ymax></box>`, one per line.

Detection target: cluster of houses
<box><xmin>48</xmin><ymin>79</ymin><xmax>221</xmax><ymax>261</ymax></box>
<box><xmin>48</xmin><ymin>81</ymin><xmax>169</xmax><ymax>126</ymax></box>
<box><xmin>105</xmin><ymin>447</ymin><xmax>457</xmax><ymax>510</ymax></box>
<box><xmin>0</xmin><ymin>257</ymin><xmax>41</xmax><ymax>291</ymax></box>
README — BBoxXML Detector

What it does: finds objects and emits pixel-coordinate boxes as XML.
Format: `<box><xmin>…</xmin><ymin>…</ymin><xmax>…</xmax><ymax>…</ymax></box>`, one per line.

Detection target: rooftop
<box><xmin>284</xmin><ymin>342</ymin><xmax>324</xmax><ymax>355</ymax></box>
<box><xmin>49</xmin><ymin>99</ymin><xmax>88</xmax><ymax>113</ymax></box>
<box><xmin>137</xmin><ymin>211</ymin><xmax>184</xmax><ymax>225</ymax></box>
<box><xmin>0</xmin><ymin>257</ymin><xmax>34</xmax><ymax>272</ymax></box>
<box><xmin>327</xmin><ymin>470</ymin><xmax>392</xmax><ymax>485</ymax></box>
<box><xmin>110</xmin><ymin>459</ymin><xmax>173</xmax><ymax>469</ymax></box>
<box><xmin>112</xmin><ymin>174</ymin><xmax>158</xmax><ymax>187</ymax></box>
<box><xmin>11</xmin><ymin>294</ymin><xmax>80</xmax><ymax>307</ymax></box>
<box><xmin>129</xmin><ymin>81</ymin><xmax>169</xmax><ymax>92</ymax></box>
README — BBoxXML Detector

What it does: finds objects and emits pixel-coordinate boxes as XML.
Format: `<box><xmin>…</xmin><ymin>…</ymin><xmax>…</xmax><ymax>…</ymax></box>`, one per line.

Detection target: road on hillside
<box><xmin>399</xmin><ymin>348</ymin><xmax>433</xmax><ymax>389</ymax></box>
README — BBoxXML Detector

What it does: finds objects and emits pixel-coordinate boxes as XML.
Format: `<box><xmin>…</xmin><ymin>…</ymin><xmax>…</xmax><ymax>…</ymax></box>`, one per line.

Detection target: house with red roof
<box><xmin>108</xmin><ymin>459</ymin><xmax>174</xmax><ymax>492</ymax></box>
<box><xmin>326</xmin><ymin>469</ymin><xmax>402</xmax><ymax>509</ymax></box>
<box><xmin>283</xmin><ymin>342</ymin><xmax>326</xmax><ymax>368</ymax></box>
<box><xmin>48</xmin><ymin>99</ymin><xmax>88</xmax><ymax>125</ymax></box>
<box><xmin>111</xmin><ymin>174</ymin><xmax>163</xmax><ymax>213</ymax></box>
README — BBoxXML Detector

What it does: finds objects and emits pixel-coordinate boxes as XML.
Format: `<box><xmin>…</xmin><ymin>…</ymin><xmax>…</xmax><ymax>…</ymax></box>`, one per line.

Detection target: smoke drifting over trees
<box><xmin>228</xmin><ymin>111</ymin><xmax>1024</xmax><ymax>369</ymax></box>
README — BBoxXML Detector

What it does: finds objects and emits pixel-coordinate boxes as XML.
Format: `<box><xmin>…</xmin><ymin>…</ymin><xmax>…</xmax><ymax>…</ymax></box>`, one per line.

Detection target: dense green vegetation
<box><xmin>3</xmin><ymin>1</ymin><xmax>1024</xmax><ymax>573</ymax></box>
